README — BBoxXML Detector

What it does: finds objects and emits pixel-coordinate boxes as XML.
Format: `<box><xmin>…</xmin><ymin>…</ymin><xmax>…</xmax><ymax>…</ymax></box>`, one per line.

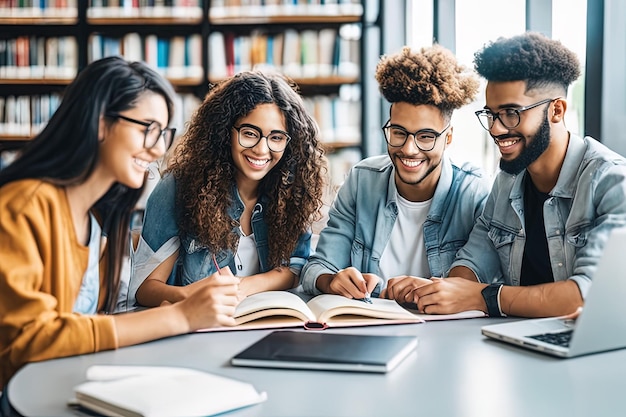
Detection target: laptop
<box><xmin>481</xmin><ymin>227</ymin><xmax>626</xmax><ymax>358</ymax></box>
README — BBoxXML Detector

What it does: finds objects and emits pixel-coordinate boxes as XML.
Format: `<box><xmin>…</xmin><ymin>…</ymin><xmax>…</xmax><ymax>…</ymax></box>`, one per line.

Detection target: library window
<box><xmin>405</xmin><ymin>0</ymin><xmax>588</xmax><ymax>175</ymax></box>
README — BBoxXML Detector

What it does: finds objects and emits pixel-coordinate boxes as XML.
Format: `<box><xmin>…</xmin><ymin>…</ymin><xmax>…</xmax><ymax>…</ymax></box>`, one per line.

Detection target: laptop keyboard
<box><xmin>528</xmin><ymin>329</ymin><xmax>574</xmax><ymax>347</ymax></box>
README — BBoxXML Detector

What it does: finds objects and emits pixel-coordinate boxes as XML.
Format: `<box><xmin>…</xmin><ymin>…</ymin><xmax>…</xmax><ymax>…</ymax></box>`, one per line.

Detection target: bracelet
<box><xmin>481</xmin><ymin>283</ymin><xmax>505</xmax><ymax>317</ymax></box>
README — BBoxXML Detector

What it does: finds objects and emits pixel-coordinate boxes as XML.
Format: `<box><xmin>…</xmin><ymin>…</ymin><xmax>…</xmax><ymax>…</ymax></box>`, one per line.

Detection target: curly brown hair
<box><xmin>167</xmin><ymin>71</ymin><xmax>326</xmax><ymax>268</ymax></box>
<box><xmin>375</xmin><ymin>45</ymin><xmax>479</xmax><ymax>121</ymax></box>
<box><xmin>474</xmin><ymin>32</ymin><xmax>581</xmax><ymax>93</ymax></box>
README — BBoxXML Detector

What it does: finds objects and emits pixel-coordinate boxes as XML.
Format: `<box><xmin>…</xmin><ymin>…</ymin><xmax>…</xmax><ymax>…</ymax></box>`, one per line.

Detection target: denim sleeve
<box><xmin>288</xmin><ymin>228</ymin><xmax>312</xmax><ymax>278</ymax></box>
<box><xmin>127</xmin><ymin>174</ymin><xmax>181</xmax><ymax>309</ymax></box>
<box><xmin>569</xmin><ymin>162</ymin><xmax>626</xmax><ymax>298</ymax></box>
<box><xmin>301</xmin><ymin>171</ymin><xmax>359</xmax><ymax>295</ymax></box>
<box><xmin>448</xmin><ymin>178</ymin><xmax>504</xmax><ymax>283</ymax></box>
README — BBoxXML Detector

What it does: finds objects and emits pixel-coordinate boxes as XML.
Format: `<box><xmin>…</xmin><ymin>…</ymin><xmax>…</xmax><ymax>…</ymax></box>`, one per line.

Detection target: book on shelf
<box><xmin>71</xmin><ymin>365</ymin><xmax>266</xmax><ymax>417</ymax></box>
<box><xmin>1</xmin><ymin>36</ymin><xmax>77</xmax><ymax>80</ymax></box>
<box><xmin>200</xmin><ymin>290</ymin><xmax>486</xmax><ymax>332</ymax></box>
<box><xmin>231</xmin><ymin>330</ymin><xmax>418</xmax><ymax>373</ymax></box>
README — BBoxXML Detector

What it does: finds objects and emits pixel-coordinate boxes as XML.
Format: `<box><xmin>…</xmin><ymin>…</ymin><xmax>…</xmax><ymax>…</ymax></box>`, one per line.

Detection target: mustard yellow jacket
<box><xmin>0</xmin><ymin>180</ymin><xmax>117</xmax><ymax>387</ymax></box>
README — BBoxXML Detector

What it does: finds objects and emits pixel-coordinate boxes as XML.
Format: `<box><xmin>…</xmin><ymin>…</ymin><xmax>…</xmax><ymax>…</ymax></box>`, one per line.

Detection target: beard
<box><xmin>498</xmin><ymin>109</ymin><xmax>551</xmax><ymax>175</ymax></box>
<box><xmin>390</xmin><ymin>152</ymin><xmax>443</xmax><ymax>186</ymax></box>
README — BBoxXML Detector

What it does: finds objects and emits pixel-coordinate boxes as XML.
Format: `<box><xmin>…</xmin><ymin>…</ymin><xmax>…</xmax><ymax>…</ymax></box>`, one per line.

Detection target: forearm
<box><xmin>238</xmin><ymin>267</ymin><xmax>296</xmax><ymax>298</ymax></box>
<box><xmin>113</xmin><ymin>304</ymin><xmax>189</xmax><ymax>346</ymax></box>
<box><xmin>500</xmin><ymin>279</ymin><xmax>583</xmax><ymax>318</ymax></box>
<box><xmin>135</xmin><ymin>279</ymin><xmax>188</xmax><ymax>307</ymax></box>
<box><xmin>448</xmin><ymin>265</ymin><xmax>479</xmax><ymax>281</ymax></box>
<box><xmin>315</xmin><ymin>274</ymin><xmax>334</xmax><ymax>294</ymax></box>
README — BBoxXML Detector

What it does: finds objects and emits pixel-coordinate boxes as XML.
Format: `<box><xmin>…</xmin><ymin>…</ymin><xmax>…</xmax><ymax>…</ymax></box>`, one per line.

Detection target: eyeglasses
<box><xmin>106</xmin><ymin>113</ymin><xmax>176</xmax><ymax>151</ymax></box>
<box><xmin>382</xmin><ymin>121</ymin><xmax>450</xmax><ymax>151</ymax></box>
<box><xmin>474</xmin><ymin>98</ymin><xmax>558</xmax><ymax>131</ymax></box>
<box><xmin>233</xmin><ymin>123</ymin><xmax>291</xmax><ymax>153</ymax></box>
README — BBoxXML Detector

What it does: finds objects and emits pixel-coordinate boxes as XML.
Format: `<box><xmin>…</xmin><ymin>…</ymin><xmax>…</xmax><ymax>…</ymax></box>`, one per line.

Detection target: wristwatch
<box><xmin>481</xmin><ymin>283</ymin><xmax>505</xmax><ymax>317</ymax></box>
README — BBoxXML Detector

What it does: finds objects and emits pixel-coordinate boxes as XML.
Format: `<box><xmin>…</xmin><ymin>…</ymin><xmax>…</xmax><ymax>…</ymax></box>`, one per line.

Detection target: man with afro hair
<box><xmin>413</xmin><ymin>32</ymin><xmax>626</xmax><ymax>318</ymax></box>
<box><xmin>301</xmin><ymin>45</ymin><xmax>490</xmax><ymax>303</ymax></box>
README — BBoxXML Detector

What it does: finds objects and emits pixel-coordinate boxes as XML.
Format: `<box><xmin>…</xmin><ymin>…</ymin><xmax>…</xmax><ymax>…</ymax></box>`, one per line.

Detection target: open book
<box><xmin>71</xmin><ymin>365</ymin><xmax>266</xmax><ymax>417</ymax></box>
<box><xmin>201</xmin><ymin>291</ymin><xmax>485</xmax><ymax>332</ymax></box>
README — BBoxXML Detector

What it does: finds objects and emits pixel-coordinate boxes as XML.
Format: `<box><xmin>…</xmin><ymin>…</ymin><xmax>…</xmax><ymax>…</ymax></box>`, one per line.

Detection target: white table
<box><xmin>8</xmin><ymin>318</ymin><xmax>626</xmax><ymax>417</ymax></box>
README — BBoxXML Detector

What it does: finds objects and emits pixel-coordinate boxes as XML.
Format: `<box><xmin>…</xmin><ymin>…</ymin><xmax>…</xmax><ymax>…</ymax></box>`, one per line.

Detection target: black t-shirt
<box><xmin>520</xmin><ymin>176</ymin><xmax>555</xmax><ymax>286</ymax></box>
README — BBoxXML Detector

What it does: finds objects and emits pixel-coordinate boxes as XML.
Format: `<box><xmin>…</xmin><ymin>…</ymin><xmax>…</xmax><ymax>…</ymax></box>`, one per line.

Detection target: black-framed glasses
<box><xmin>106</xmin><ymin>113</ymin><xmax>176</xmax><ymax>151</ymax></box>
<box><xmin>233</xmin><ymin>123</ymin><xmax>291</xmax><ymax>153</ymax></box>
<box><xmin>474</xmin><ymin>98</ymin><xmax>558</xmax><ymax>131</ymax></box>
<box><xmin>382</xmin><ymin>121</ymin><xmax>450</xmax><ymax>151</ymax></box>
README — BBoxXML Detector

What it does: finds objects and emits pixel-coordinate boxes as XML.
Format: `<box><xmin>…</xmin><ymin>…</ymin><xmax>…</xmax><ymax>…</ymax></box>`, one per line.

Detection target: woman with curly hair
<box><xmin>127</xmin><ymin>71</ymin><xmax>326</xmax><ymax>309</ymax></box>
<box><xmin>301</xmin><ymin>45</ymin><xmax>491</xmax><ymax>309</ymax></box>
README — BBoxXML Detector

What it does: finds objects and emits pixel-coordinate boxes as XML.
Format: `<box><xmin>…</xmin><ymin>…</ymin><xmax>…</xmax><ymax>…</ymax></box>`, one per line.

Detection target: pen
<box><xmin>358</xmin><ymin>292</ymin><xmax>373</xmax><ymax>304</ymax></box>
<box><xmin>212</xmin><ymin>254</ymin><xmax>220</xmax><ymax>272</ymax></box>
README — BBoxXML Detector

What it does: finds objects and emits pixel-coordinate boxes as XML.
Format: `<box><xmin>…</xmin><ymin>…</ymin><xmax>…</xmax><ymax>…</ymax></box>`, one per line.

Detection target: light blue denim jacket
<box><xmin>450</xmin><ymin>134</ymin><xmax>626</xmax><ymax>298</ymax></box>
<box><xmin>126</xmin><ymin>173</ymin><xmax>311</xmax><ymax>308</ymax></box>
<box><xmin>301</xmin><ymin>154</ymin><xmax>490</xmax><ymax>296</ymax></box>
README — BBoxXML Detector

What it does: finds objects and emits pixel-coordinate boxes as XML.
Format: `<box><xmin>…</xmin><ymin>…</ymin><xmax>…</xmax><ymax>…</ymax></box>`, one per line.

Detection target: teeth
<box><xmin>247</xmin><ymin>157</ymin><xmax>270</xmax><ymax>166</ymax></box>
<box><xmin>134</xmin><ymin>158</ymin><xmax>150</xmax><ymax>169</ymax></box>
<box><xmin>496</xmin><ymin>139</ymin><xmax>519</xmax><ymax>147</ymax></box>
<box><xmin>400</xmin><ymin>158</ymin><xmax>423</xmax><ymax>167</ymax></box>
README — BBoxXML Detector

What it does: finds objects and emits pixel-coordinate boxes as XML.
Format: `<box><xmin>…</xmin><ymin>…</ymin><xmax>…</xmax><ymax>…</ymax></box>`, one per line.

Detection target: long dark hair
<box><xmin>0</xmin><ymin>56</ymin><xmax>176</xmax><ymax>312</ymax></box>
<box><xmin>168</xmin><ymin>71</ymin><xmax>326</xmax><ymax>268</ymax></box>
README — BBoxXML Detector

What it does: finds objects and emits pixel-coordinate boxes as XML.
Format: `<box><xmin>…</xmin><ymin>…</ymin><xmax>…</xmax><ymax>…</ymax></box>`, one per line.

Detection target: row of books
<box><xmin>0</xmin><ymin>94</ymin><xmax>62</xmax><ymax>137</ymax></box>
<box><xmin>88</xmin><ymin>33</ymin><xmax>203</xmax><ymax>80</ymax></box>
<box><xmin>0</xmin><ymin>88</ymin><xmax>359</xmax><ymax>147</ymax></box>
<box><xmin>88</xmin><ymin>0</ymin><xmax>202</xmax><ymax>18</ymax></box>
<box><xmin>210</xmin><ymin>0</ymin><xmax>363</xmax><ymax>19</ymax></box>
<box><xmin>208</xmin><ymin>25</ymin><xmax>360</xmax><ymax>80</ymax></box>
<box><xmin>0</xmin><ymin>92</ymin><xmax>200</xmax><ymax>138</ymax></box>
<box><xmin>302</xmin><ymin>84</ymin><xmax>361</xmax><ymax>144</ymax></box>
<box><xmin>0</xmin><ymin>37</ymin><xmax>77</xmax><ymax>79</ymax></box>
<box><xmin>0</xmin><ymin>0</ymin><xmax>77</xmax><ymax>17</ymax></box>
<box><xmin>0</xmin><ymin>1</ymin><xmax>361</xmax><ymax>19</ymax></box>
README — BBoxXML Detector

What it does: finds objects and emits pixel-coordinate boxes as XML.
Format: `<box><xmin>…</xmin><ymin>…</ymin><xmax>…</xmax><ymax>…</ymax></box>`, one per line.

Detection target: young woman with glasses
<box><xmin>0</xmin><ymin>57</ymin><xmax>241</xmax><ymax>407</ymax></box>
<box><xmin>127</xmin><ymin>71</ymin><xmax>326</xmax><ymax>310</ymax></box>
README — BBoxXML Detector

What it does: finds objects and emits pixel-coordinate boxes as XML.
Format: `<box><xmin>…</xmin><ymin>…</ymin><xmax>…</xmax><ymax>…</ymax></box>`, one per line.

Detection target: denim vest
<box><xmin>450</xmin><ymin>134</ymin><xmax>626</xmax><ymax>298</ymax></box>
<box><xmin>127</xmin><ymin>173</ymin><xmax>311</xmax><ymax>307</ymax></box>
<box><xmin>301</xmin><ymin>154</ymin><xmax>490</xmax><ymax>295</ymax></box>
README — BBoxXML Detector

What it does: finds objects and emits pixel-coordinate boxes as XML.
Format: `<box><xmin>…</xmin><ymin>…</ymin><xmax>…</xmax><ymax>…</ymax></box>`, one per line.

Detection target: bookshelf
<box><xmin>0</xmin><ymin>0</ymin><xmax>381</xmax><ymax>186</ymax></box>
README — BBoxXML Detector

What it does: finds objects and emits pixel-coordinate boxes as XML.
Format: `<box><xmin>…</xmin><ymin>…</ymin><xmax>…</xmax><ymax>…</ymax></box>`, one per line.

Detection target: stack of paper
<box><xmin>72</xmin><ymin>365</ymin><xmax>267</xmax><ymax>417</ymax></box>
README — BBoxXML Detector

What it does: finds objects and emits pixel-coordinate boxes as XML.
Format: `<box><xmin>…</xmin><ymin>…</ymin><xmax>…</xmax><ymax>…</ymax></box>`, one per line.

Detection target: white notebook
<box><xmin>71</xmin><ymin>365</ymin><xmax>267</xmax><ymax>417</ymax></box>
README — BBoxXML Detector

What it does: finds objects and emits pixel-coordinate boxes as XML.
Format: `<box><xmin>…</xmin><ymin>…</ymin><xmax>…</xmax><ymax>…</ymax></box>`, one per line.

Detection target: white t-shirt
<box><xmin>235</xmin><ymin>228</ymin><xmax>260</xmax><ymax>277</ymax></box>
<box><xmin>378</xmin><ymin>192</ymin><xmax>432</xmax><ymax>281</ymax></box>
<box><xmin>74</xmin><ymin>213</ymin><xmax>101</xmax><ymax>314</ymax></box>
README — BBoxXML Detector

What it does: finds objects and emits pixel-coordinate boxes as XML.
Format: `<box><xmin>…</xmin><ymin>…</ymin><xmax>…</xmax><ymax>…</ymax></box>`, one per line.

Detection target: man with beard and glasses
<box><xmin>408</xmin><ymin>32</ymin><xmax>626</xmax><ymax>318</ymax></box>
<box><xmin>301</xmin><ymin>45</ymin><xmax>491</xmax><ymax>304</ymax></box>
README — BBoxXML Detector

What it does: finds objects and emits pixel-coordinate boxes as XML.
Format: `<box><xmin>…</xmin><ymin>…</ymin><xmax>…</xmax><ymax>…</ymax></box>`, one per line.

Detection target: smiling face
<box><xmin>387</xmin><ymin>102</ymin><xmax>451</xmax><ymax>202</ymax></box>
<box><xmin>97</xmin><ymin>91</ymin><xmax>169</xmax><ymax>189</ymax></box>
<box><xmin>231</xmin><ymin>103</ymin><xmax>287</xmax><ymax>189</ymax></box>
<box><xmin>484</xmin><ymin>81</ymin><xmax>555</xmax><ymax>174</ymax></box>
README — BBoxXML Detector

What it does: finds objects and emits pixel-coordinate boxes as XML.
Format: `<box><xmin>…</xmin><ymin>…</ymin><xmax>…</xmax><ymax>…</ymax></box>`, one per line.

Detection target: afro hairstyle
<box><xmin>375</xmin><ymin>44</ymin><xmax>479</xmax><ymax>116</ymax></box>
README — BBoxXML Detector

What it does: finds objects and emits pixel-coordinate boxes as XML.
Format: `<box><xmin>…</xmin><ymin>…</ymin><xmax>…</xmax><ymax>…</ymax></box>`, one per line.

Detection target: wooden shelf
<box><xmin>321</xmin><ymin>142</ymin><xmax>361</xmax><ymax>153</ymax></box>
<box><xmin>87</xmin><ymin>16</ymin><xmax>203</xmax><ymax>25</ymax></box>
<box><xmin>209</xmin><ymin>14</ymin><xmax>362</xmax><ymax>25</ymax></box>
<box><xmin>208</xmin><ymin>75</ymin><xmax>359</xmax><ymax>86</ymax></box>
<box><xmin>0</xmin><ymin>135</ymin><xmax>32</xmax><ymax>141</ymax></box>
<box><xmin>0</xmin><ymin>78</ymin><xmax>73</xmax><ymax>85</ymax></box>
<box><xmin>0</xmin><ymin>17</ymin><xmax>77</xmax><ymax>25</ymax></box>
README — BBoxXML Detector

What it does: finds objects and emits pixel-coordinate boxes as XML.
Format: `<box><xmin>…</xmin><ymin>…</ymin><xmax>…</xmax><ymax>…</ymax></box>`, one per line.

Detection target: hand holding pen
<box><xmin>176</xmin><ymin>254</ymin><xmax>240</xmax><ymax>329</ymax></box>
<box><xmin>326</xmin><ymin>267</ymin><xmax>379</xmax><ymax>303</ymax></box>
<box><xmin>212</xmin><ymin>254</ymin><xmax>245</xmax><ymax>301</ymax></box>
